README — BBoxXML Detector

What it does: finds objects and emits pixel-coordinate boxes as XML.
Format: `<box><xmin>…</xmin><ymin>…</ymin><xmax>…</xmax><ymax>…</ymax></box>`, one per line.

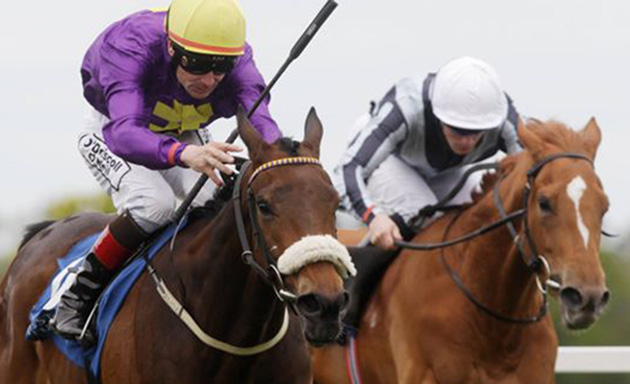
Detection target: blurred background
<box><xmin>1</xmin><ymin>0</ymin><xmax>628</xmax><ymax>381</ymax></box>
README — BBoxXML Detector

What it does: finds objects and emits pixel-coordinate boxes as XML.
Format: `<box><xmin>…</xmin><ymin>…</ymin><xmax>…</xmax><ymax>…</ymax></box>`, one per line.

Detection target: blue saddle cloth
<box><xmin>26</xmin><ymin>218</ymin><xmax>186</xmax><ymax>380</ymax></box>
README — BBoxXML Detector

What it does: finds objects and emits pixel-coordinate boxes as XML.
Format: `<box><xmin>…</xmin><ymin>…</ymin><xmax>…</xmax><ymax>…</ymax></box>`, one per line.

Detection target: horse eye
<box><xmin>538</xmin><ymin>196</ymin><xmax>553</xmax><ymax>213</ymax></box>
<box><xmin>257</xmin><ymin>199</ymin><xmax>273</xmax><ymax>216</ymax></box>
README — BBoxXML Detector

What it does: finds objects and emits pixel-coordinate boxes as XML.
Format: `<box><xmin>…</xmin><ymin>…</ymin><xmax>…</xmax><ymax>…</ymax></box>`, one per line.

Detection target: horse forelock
<box><xmin>277</xmin><ymin>137</ymin><xmax>301</xmax><ymax>156</ymax></box>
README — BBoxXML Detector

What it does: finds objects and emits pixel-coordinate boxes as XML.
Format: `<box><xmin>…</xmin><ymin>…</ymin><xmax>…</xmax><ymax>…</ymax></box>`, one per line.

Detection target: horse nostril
<box><xmin>600</xmin><ymin>290</ymin><xmax>611</xmax><ymax>308</ymax></box>
<box><xmin>339</xmin><ymin>291</ymin><xmax>350</xmax><ymax>312</ymax></box>
<box><xmin>297</xmin><ymin>294</ymin><xmax>322</xmax><ymax>316</ymax></box>
<box><xmin>560</xmin><ymin>287</ymin><xmax>584</xmax><ymax>309</ymax></box>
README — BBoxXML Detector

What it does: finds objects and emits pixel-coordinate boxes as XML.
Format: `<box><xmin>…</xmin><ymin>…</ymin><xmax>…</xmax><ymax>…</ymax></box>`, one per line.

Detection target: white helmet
<box><xmin>431</xmin><ymin>56</ymin><xmax>508</xmax><ymax>130</ymax></box>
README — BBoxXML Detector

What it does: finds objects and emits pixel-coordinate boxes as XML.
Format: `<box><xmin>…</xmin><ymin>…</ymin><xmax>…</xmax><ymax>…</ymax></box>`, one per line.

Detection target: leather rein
<box><xmin>395</xmin><ymin>152</ymin><xmax>595</xmax><ymax>323</ymax></box>
<box><xmin>233</xmin><ymin>157</ymin><xmax>323</xmax><ymax>304</ymax></box>
<box><xmin>145</xmin><ymin>156</ymin><xmax>323</xmax><ymax>355</ymax></box>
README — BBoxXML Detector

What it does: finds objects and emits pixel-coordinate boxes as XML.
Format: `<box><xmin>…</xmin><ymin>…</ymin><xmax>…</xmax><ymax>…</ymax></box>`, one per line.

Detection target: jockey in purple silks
<box><xmin>54</xmin><ymin>0</ymin><xmax>281</xmax><ymax>342</ymax></box>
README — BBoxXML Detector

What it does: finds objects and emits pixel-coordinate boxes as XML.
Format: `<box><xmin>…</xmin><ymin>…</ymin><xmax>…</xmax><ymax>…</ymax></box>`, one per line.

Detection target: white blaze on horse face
<box><xmin>567</xmin><ymin>176</ymin><xmax>589</xmax><ymax>249</ymax></box>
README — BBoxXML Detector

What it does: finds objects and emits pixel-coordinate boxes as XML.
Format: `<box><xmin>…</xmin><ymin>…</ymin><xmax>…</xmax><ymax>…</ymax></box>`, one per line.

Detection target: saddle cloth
<box><xmin>25</xmin><ymin>218</ymin><xmax>187</xmax><ymax>380</ymax></box>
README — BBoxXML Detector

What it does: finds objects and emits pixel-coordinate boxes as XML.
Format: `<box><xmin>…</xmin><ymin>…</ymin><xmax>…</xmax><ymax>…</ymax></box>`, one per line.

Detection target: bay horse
<box><xmin>313</xmin><ymin>118</ymin><xmax>610</xmax><ymax>384</ymax></box>
<box><xmin>0</xmin><ymin>108</ymin><xmax>354</xmax><ymax>384</ymax></box>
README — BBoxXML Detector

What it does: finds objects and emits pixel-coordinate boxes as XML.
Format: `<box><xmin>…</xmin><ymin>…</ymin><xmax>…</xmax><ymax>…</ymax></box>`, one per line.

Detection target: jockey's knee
<box><xmin>126</xmin><ymin>194</ymin><xmax>176</xmax><ymax>233</ymax></box>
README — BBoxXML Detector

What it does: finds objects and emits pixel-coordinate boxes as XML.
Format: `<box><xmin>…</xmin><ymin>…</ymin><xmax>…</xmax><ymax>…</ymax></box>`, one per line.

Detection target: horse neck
<box><xmin>178</xmin><ymin>201</ymin><xmax>286</xmax><ymax>347</ymax></box>
<box><xmin>455</xmin><ymin>155</ymin><xmax>544</xmax><ymax>328</ymax></box>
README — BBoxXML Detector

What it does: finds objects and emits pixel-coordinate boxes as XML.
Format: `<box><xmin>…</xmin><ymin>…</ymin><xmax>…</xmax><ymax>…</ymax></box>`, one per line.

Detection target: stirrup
<box><xmin>77</xmin><ymin>303</ymin><xmax>99</xmax><ymax>347</ymax></box>
<box><xmin>52</xmin><ymin>306</ymin><xmax>98</xmax><ymax>347</ymax></box>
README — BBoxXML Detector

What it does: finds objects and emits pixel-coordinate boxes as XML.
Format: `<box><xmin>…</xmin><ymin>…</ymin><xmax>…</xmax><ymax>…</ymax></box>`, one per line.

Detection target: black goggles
<box><xmin>445</xmin><ymin>125</ymin><xmax>488</xmax><ymax>137</ymax></box>
<box><xmin>172</xmin><ymin>44</ymin><xmax>237</xmax><ymax>75</ymax></box>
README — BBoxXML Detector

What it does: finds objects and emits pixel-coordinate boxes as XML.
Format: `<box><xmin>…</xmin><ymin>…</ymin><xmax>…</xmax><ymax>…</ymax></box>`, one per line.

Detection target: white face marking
<box><xmin>566</xmin><ymin>176</ymin><xmax>589</xmax><ymax>249</ymax></box>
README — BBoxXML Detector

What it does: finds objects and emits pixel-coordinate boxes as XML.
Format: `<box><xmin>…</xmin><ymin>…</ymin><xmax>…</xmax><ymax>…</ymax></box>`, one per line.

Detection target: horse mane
<box><xmin>190</xmin><ymin>181</ymin><xmax>235</xmax><ymax>222</ymax></box>
<box><xmin>469</xmin><ymin>155</ymin><xmax>520</xmax><ymax>205</ymax></box>
<box><xmin>470</xmin><ymin>170</ymin><xmax>501</xmax><ymax>204</ymax></box>
<box><xmin>19</xmin><ymin>220</ymin><xmax>56</xmax><ymax>250</ymax></box>
<box><xmin>470</xmin><ymin>119</ymin><xmax>586</xmax><ymax>205</ymax></box>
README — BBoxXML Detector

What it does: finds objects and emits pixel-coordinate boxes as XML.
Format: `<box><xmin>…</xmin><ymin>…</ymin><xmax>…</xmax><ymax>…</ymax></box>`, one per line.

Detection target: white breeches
<box><xmin>78</xmin><ymin>109</ymin><xmax>216</xmax><ymax>233</ymax></box>
<box><xmin>340</xmin><ymin>155</ymin><xmax>483</xmax><ymax>226</ymax></box>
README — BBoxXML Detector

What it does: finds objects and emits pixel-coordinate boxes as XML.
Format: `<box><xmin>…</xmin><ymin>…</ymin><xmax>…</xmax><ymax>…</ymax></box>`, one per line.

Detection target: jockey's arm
<box><xmin>105</xmin><ymin>90</ymin><xmax>243</xmax><ymax>184</ymax></box>
<box><xmin>339</xmin><ymin>100</ymin><xmax>408</xmax><ymax>224</ymax></box>
<box><xmin>98</xmin><ymin>44</ymin><xmax>190</xmax><ymax>170</ymax></box>
<box><xmin>100</xmin><ymin>45</ymin><xmax>246</xmax><ymax>180</ymax></box>
<box><xmin>104</xmin><ymin>92</ymin><xmax>188</xmax><ymax>169</ymax></box>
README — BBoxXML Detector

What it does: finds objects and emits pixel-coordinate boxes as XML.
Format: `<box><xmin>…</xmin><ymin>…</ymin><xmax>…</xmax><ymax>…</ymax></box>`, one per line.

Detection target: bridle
<box><xmin>233</xmin><ymin>156</ymin><xmax>323</xmax><ymax>304</ymax></box>
<box><xmin>493</xmin><ymin>152</ymin><xmax>593</xmax><ymax>273</ymax></box>
<box><xmin>396</xmin><ymin>152</ymin><xmax>594</xmax><ymax>323</ymax></box>
<box><xmin>146</xmin><ymin>156</ymin><xmax>330</xmax><ymax>355</ymax></box>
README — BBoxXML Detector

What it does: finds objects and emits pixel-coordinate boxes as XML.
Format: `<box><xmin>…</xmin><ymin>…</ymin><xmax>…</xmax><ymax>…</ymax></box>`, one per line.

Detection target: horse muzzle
<box><xmin>296</xmin><ymin>291</ymin><xmax>350</xmax><ymax>346</ymax></box>
<box><xmin>560</xmin><ymin>285</ymin><xmax>610</xmax><ymax>330</ymax></box>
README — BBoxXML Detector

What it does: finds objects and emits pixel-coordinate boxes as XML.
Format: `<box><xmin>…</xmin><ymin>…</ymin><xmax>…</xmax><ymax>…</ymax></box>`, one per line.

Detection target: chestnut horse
<box><xmin>313</xmin><ymin>118</ymin><xmax>610</xmax><ymax>384</ymax></box>
<box><xmin>0</xmin><ymin>108</ymin><xmax>354</xmax><ymax>384</ymax></box>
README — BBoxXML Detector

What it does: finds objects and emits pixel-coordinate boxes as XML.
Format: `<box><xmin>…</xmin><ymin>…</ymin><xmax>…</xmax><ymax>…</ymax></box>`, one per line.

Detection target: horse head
<box><xmin>517</xmin><ymin>118</ymin><xmax>609</xmax><ymax>329</ymax></box>
<box><xmin>236</xmin><ymin>107</ymin><xmax>354</xmax><ymax>345</ymax></box>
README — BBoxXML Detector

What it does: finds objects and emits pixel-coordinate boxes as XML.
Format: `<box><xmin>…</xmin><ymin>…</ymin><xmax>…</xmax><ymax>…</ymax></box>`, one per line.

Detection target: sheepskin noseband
<box><xmin>277</xmin><ymin>235</ymin><xmax>356</xmax><ymax>278</ymax></box>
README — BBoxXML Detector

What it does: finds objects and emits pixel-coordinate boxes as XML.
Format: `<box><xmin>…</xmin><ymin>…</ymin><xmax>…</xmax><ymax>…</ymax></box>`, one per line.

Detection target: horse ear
<box><xmin>237</xmin><ymin>106</ymin><xmax>268</xmax><ymax>161</ymax></box>
<box><xmin>581</xmin><ymin>117</ymin><xmax>602</xmax><ymax>161</ymax></box>
<box><xmin>303</xmin><ymin>107</ymin><xmax>323</xmax><ymax>158</ymax></box>
<box><xmin>517</xmin><ymin>118</ymin><xmax>545</xmax><ymax>159</ymax></box>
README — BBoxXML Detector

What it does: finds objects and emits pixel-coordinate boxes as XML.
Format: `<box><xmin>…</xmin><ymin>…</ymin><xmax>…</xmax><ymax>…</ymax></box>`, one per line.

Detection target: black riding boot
<box><xmin>52</xmin><ymin>211</ymin><xmax>148</xmax><ymax>345</ymax></box>
<box><xmin>343</xmin><ymin>246</ymin><xmax>399</xmax><ymax>328</ymax></box>
<box><xmin>53</xmin><ymin>252</ymin><xmax>112</xmax><ymax>344</ymax></box>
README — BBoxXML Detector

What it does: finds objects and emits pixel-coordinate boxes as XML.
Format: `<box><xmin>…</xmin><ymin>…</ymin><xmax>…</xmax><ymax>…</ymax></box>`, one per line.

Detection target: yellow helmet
<box><xmin>167</xmin><ymin>0</ymin><xmax>246</xmax><ymax>56</ymax></box>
